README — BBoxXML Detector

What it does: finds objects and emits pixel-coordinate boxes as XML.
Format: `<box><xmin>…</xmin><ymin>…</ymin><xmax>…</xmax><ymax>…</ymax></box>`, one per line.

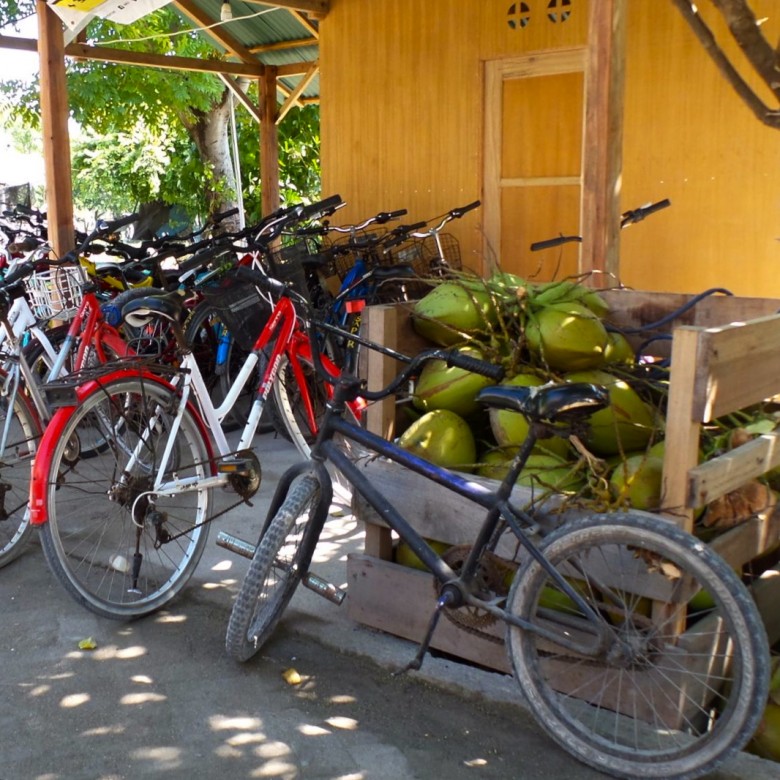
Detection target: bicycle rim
<box><xmin>508</xmin><ymin>513</ymin><xmax>769</xmax><ymax>779</ymax></box>
<box><xmin>39</xmin><ymin>375</ymin><xmax>213</xmax><ymax>618</ymax></box>
<box><xmin>0</xmin><ymin>383</ymin><xmax>41</xmax><ymax>568</ymax></box>
<box><xmin>226</xmin><ymin>474</ymin><xmax>322</xmax><ymax>662</ymax></box>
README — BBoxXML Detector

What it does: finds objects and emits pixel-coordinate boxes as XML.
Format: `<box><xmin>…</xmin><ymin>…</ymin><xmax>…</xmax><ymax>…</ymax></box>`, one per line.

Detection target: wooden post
<box><xmin>581</xmin><ymin>0</ymin><xmax>626</xmax><ymax>284</ymax></box>
<box><xmin>37</xmin><ymin>0</ymin><xmax>74</xmax><ymax>256</ymax></box>
<box><xmin>260</xmin><ymin>66</ymin><xmax>280</xmax><ymax>215</ymax></box>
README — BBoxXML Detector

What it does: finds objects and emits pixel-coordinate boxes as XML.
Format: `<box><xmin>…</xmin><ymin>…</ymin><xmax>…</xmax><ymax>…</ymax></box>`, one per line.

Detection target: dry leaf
<box><xmin>78</xmin><ymin>637</ymin><xmax>97</xmax><ymax>651</ymax></box>
<box><xmin>282</xmin><ymin>667</ymin><xmax>302</xmax><ymax>685</ymax></box>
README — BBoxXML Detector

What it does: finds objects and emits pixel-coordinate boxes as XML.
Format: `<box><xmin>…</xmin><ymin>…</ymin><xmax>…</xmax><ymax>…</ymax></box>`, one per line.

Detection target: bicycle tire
<box><xmin>0</xmin><ymin>373</ymin><xmax>42</xmax><ymax>568</ymax></box>
<box><xmin>507</xmin><ymin>512</ymin><xmax>769</xmax><ymax>780</ymax></box>
<box><xmin>271</xmin><ymin>349</ymin><xmax>358</xmax><ymax>458</ymax></box>
<box><xmin>226</xmin><ymin>473</ymin><xmax>322</xmax><ymax>662</ymax></box>
<box><xmin>38</xmin><ymin>373</ymin><xmax>213</xmax><ymax>619</ymax></box>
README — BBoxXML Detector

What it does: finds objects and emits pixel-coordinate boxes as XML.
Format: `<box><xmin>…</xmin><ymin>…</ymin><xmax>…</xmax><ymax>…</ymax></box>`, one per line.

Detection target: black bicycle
<box><xmin>221</xmin><ymin>266</ymin><xmax>769</xmax><ymax>780</ymax></box>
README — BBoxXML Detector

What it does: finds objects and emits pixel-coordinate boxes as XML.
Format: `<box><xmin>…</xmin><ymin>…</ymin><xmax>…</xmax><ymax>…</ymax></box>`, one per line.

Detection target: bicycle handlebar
<box><xmin>411</xmin><ymin>199</ymin><xmax>481</xmax><ymax>239</ymax></box>
<box><xmin>530</xmin><ymin>198</ymin><xmax>671</xmax><ymax>251</ymax></box>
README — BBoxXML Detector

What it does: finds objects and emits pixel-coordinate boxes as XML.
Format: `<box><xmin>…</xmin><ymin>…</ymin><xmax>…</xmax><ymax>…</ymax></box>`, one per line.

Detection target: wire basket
<box><xmin>266</xmin><ymin>242</ymin><xmax>313</xmax><ymax>300</ymax></box>
<box><xmin>322</xmin><ymin>229</ymin><xmax>386</xmax><ymax>282</ymax></box>
<box><xmin>419</xmin><ymin>233</ymin><xmax>462</xmax><ymax>273</ymax></box>
<box><xmin>24</xmin><ymin>264</ymin><xmax>86</xmax><ymax>321</ymax></box>
<box><xmin>200</xmin><ymin>274</ymin><xmax>271</xmax><ymax>352</ymax></box>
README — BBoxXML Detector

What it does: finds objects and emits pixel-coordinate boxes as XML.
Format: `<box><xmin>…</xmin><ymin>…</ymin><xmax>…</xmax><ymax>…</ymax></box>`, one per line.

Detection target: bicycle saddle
<box><xmin>122</xmin><ymin>289</ymin><xmax>185</xmax><ymax>328</ymax></box>
<box><xmin>477</xmin><ymin>382</ymin><xmax>609</xmax><ymax>423</ymax></box>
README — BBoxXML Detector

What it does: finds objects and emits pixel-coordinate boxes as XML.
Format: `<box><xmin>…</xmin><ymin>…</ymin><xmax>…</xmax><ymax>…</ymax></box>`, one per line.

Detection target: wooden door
<box><xmin>484</xmin><ymin>48</ymin><xmax>586</xmax><ymax>282</ymax></box>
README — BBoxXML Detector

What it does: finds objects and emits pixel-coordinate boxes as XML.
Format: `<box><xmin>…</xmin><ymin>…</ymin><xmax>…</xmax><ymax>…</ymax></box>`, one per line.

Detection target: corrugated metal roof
<box><xmin>181</xmin><ymin>0</ymin><xmax>320</xmax><ymax>101</ymax></box>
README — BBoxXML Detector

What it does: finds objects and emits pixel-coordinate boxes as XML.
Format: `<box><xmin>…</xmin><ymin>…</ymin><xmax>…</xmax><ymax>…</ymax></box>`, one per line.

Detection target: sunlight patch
<box><xmin>120</xmin><ymin>692</ymin><xmax>167</xmax><ymax>705</ymax></box>
<box><xmin>297</xmin><ymin>723</ymin><xmax>330</xmax><ymax>736</ymax></box>
<box><xmin>60</xmin><ymin>693</ymin><xmax>90</xmax><ymax>708</ymax></box>
<box><xmin>211</xmin><ymin>559</ymin><xmax>233</xmax><ymax>571</ymax></box>
<box><xmin>325</xmin><ymin>716</ymin><xmax>358</xmax><ymax>730</ymax></box>
<box><xmin>227</xmin><ymin>732</ymin><xmax>266</xmax><ymax>746</ymax></box>
<box><xmin>327</xmin><ymin>695</ymin><xmax>356</xmax><ymax>704</ymax></box>
<box><xmin>131</xmin><ymin>675</ymin><xmax>154</xmax><ymax>684</ymax></box>
<box><xmin>250</xmin><ymin>759</ymin><xmax>297</xmax><ymax>777</ymax></box>
<box><xmin>154</xmin><ymin>614</ymin><xmax>187</xmax><ymax>624</ymax></box>
<box><xmin>210</xmin><ymin>714</ymin><xmax>263</xmax><ymax>731</ymax></box>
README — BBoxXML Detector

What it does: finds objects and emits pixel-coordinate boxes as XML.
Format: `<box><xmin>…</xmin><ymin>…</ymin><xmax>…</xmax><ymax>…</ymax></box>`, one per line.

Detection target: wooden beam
<box><xmin>248</xmin><ymin>37</ymin><xmax>318</xmax><ymax>54</ymax></box>
<box><xmin>260</xmin><ymin>67</ymin><xmax>280</xmax><ymax>215</ymax></box>
<box><xmin>218</xmin><ymin>73</ymin><xmax>263</xmax><ymax>123</ymax></box>
<box><xmin>290</xmin><ymin>9</ymin><xmax>320</xmax><ymax>36</ymax></box>
<box><xmin>65</xmin><ymin>41</ymin><xmax>263</xmax><ymax>77</ymax></box>
<box><xmin>581</xmin><ymin>0</ymin><xmax>626</xmax><ymax>284</ymax></box>
<box><xmin>0</xmin><ymin>34</ymin><xmax>37</xmax><ymax>52</ymax></box>
<box><xmin>276</xmin><ymin>60</ymin><xmax>318</xmax><ymax>123</ymax></box>
<box><xmin>36</xmin><ymin>0</ymin><xmax>74</xmax><ymax>257</ymax></box>
<box><xmin>172</xmin><ymin>0</ymin><xmax>259</xmax><ymax>63</ymax></box>
<box><xmin>242</xmin><ymin>1</ymin><xmax>328</xmax><ymax>23</ymax></box>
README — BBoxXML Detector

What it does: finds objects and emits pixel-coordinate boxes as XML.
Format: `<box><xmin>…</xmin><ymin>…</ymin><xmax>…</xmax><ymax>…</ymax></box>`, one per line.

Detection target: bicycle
<box><xmin>26</xmin><ymin>203</ymin><xmax>365</xmax><ymax>618</ymax></box>
<box><xmin>221</xmin><ymin>267</ymin><xmax>770</xmax><ymax>780</ymax></box>
<box><xmin>0</xmin><ymin>215</ymin><xmax>142</xmax><ymax>568</ymax></box>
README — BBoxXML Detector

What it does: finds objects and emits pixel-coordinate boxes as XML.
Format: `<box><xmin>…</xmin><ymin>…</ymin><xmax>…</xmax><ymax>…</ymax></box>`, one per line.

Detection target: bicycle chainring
<box><xmin>435</xmin><ymin>545</ymin><xmax>519</xmax><ymax>638</ymax></box>
<box><xmin>227</xmin><ymin>449</ymin><xmax>262</xmax><ymax>500</ymax></box>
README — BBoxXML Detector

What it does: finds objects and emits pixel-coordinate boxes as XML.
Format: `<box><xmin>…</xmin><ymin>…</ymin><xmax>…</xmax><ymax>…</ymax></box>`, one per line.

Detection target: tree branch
<box><xmin>670</xmin><ymin>0</ymin><xmax>780</xmax><ymax>128</ymax></box>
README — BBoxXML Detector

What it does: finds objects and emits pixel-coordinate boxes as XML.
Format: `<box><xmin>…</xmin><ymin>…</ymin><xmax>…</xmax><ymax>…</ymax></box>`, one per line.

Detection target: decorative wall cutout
<box><xmin>507</xmin><ymin>0</ymin><xmax>574</xmax><ymax>29</ymax></box>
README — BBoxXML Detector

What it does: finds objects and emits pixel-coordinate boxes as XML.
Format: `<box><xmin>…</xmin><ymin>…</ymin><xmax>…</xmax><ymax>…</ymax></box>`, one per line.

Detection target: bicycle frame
<box><xmin>308</xmin><ymin>399</ymin><xmax>608</xmax><ymax>658</ymax></box>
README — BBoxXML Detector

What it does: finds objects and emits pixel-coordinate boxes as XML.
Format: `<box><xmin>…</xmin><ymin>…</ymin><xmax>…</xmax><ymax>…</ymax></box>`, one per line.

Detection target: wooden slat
<box><xmin>688</xmin><ymin>433</ymin><xmax>780</xmax><ymax>506</ymax></box>
<box><xmin>276</xmin><ymin>60</ymin><xmax>318</xmax><ymax>124</ymax></box>
<box><xmin>218</xmin><ymin>74</ymin><xmax>263</xmax><ymax>123</ymax></box>
<box><xmin>242</xmin><ymin>0</ymin><xmax>328</xmax><ymax>19</ymax></box>
<box><xmin>173</xmin><ymin>0</ymin><xmax>260</xmax><ymax>63</ymax></box>
<box><xmin>692</xmin><ymin>315</ymin><xmax>780</xmax><ymax>421</ymax></box>
<box><xmin>249</xmin><ymin>37</ymin><xmax>318</xmax><ymax>54</ymax></box>
<box><xmin>346</xmin><ymin>554</ymin><xmax>510</xmax><ymax>673</ymax></box>
<box><xmin>707</xmin><ymin>511</ymin><xmax>780</xmax><ymax>572</ymax></box>
<box><xmin>260</xmin><ymin>66</ymin><xmax>280</xmax><ymax>215</ymax></box>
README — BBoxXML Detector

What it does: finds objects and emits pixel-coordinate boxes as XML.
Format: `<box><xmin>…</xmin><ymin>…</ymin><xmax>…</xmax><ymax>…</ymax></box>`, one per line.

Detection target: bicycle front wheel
<box><xmin>0</xmin><ymin>377</ymin><xmax>42</xmax><ymax>568</ymax></box>
<box><xmin>508</xmin><ymin>513</ymin><xmax>769</xmax><ymax>780</ymax></box>
<box><xmin>226</xmin><ymin>473</ymin><xmax>323</xmax><ymax>662</ymax></box>
<box><xmin>38</xmin><ymin>374</ymin><xmax>213</xmax><ymax>619</ymax></box>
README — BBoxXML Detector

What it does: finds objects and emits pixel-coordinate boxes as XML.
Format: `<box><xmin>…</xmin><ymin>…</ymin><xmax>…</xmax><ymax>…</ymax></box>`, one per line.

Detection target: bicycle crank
<box><xmin>216</xmin><ymin>530</ymin><xmax>347</xmax><ymax>606</ymax></box>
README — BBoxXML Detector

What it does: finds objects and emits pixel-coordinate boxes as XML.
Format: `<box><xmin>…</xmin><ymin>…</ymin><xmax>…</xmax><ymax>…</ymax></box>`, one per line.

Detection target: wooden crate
<box><xmin>347</xmin><ymin>289</ymin><xmax>780</xmax><ymax>674</ymax></box>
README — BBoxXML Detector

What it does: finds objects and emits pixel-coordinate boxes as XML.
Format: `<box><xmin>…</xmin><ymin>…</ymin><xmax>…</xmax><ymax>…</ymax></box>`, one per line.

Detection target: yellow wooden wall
<box><xmin>320</xmin><ymin>0</ymin><xmax>780</xmax><ymax>297</ymax></box>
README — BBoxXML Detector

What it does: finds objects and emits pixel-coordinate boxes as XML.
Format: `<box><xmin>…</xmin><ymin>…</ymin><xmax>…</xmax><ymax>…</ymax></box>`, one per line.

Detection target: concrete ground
<box><xmin>1</xmin><ymin>431</ymin><xmax>778</xmax><ymax>780</ymax></box>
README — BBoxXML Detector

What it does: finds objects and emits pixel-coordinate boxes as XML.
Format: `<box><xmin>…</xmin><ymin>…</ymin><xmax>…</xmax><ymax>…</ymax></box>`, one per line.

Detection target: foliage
<box><xmin>0</xmin><ymin>3</ymin><xmax>321</xmax><ymax>220</ymax></box>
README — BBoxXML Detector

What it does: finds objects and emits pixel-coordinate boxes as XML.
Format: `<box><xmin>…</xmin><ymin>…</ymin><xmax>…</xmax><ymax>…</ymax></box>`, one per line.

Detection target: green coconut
<box><xmin>475</xmin><ymin>447</ymin><xmax>517</xmax><ymax>481</ymax></box>
<box><xmin>488</xmin><ymin>373</ymin><xmax>544</xmax><ymax>447</ymax></box>
<box><xmin>525</xmin><ymin>301</ymin><xmax>608</xmax><ymax>371</ymax></box>
<box><xmin>411</xmin><ymin>281</ymin><xmax>497</xmax><ymax>346</ymax></box>
<box><xmin>609</xmin><ymin>454</ymin><xmax>664</xmax><ymax>511</ymax></box>
<box><xmin>748</xmin><ymin>702</ymin><xmax>780</xmax><ymax>762</ymax></box>
<box><xmin>395</xmin><ymin>538</ymin><xmax>451</xmax><ymax>571</ymax></box>
<box><xmin>530</xmin><ymin>280</ymin><xmax>610</xmax><ymax>318</ymax></box>
<box><xmin>603</xmin><ymin>331</ymin><xmax>635</xmax><ymax>365</ymax></box>
<box><xmin>397</xmin><ymin>409</ymin><xmax>476</xmax><ymax>472</ymax></box>
<box><xmin>517</xmin><ymin>452</ymin><xmax>584</xmax><ymax>494</ymax></box>
<box><xmin>565</xmin><ymin>369</ymin><xmax>657</xmax><ymax>455</ymax></box>
<box><xmin>413</xmin><ymin>345</ymin><xmax>495</xmax><ymax>417</ymax></box>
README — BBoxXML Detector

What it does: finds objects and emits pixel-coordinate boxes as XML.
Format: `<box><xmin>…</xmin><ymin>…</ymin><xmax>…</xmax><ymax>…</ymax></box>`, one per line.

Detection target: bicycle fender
<box><xmin>29</xmin><ymin>369</ymin><xmax>214</xmax><ymax>525</ymax></box>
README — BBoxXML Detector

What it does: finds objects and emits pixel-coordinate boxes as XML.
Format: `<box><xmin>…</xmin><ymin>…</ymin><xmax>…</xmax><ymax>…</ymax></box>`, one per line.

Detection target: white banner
<box><xmin>48</xmin><ymin>0</ymin><xmax>171</xmax><ymax>28</ymax></box>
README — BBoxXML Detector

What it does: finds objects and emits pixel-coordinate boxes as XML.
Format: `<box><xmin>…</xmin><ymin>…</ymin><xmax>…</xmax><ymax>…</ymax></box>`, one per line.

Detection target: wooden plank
<box><xmin>706</xmin><ymin>510</ymin><xmax>780</xmax><ymax>572</ymax></box>
<box><xmin>693</xmin><ymin>315</ymin><xmax>780</xmax><ymax>421</ymax></box>
<box><xmin>37</xmin><ymin>0</ymin><xmax>74</xmax><ymax>259</ymax></box>
<box><xmin>346</xmin><ymin>554</ymin><xmax>510</xmax><ymax>673</ymax></box>
<box><xmin>689</xmin><ymin>433</ymin><xmax>780</xmax><ymax>506</ymax></box>
<box><xmin>276</xmin><ymin>60</ymin><xmax>318</xmax><ymax>124</ymax></box>
<box><xmin>581</xmin><ymin>0</ymin><xmax>626</xmax><ymax>283</ymax></box>
<box><xmin>242</xmin><ymin>0</ymin><xmax>328</xmax><ymax>19</ymax></box>
<box><xmin>660</xmin><ymin>329</ymin><xmax>701</xmax><ymax>529</ymax></box>
<box><xmin>173</xmin><ymin>0</ymin><xmax>260</xmax><ymax>64</ymax></box>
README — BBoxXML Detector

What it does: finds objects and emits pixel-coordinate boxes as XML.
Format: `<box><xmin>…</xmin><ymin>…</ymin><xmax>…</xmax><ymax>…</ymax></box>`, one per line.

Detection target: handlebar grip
<box><xmin>530</xmin><ymin>235</ymin><xmax>582</xmax><ymax>252</ymax></box>
<box><xmin>301</xmin><ymin>194</ymin><xmax>345</xmax><ymax>221</ymax></box>
<box><xmin>620</xmin><ymin>198</ymin><xmax>671</xmax><ymax>227</ymax></box>
<box><xmin>2</xmin><ymin>262</ymin><xmax>36</xmax><ymax>286</ymax></box>
<box><xmin>234</xmin><ymin>265</ymin><xmax>288</xmax><ymax>297</ymax></box>
<box><xmin>443</xmin><ymin>349</ymin><xmax>505</xmax><ymax>381</ymax></box>
<box><xmin>178</xmin><ymin>245</ymin><xmax>231</xmax><ymax>275</ymax></box>
<box><xmin>101</xmin><ymin>213</ymin><xmax>140</xmax><ymax>234</ymax></box>
<box><xmin>210</xmin><ymin>207</ymin><xmax>239</xmax><ymax>224</ymax></box>
<box><xmin>375</xmin><ymin>209</ymin><xmax>408</xmax><ymax>225</ymax></box>
<box><xmin>450</xmin><ymin>200</ymin><xmax>481</xmax><ymax>219</ymax></box>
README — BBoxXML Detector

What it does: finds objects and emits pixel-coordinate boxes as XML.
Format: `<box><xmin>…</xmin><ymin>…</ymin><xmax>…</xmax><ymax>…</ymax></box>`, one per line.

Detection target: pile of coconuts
<box><xmin>395</xmin><ymin>271</ymin><xmax>779</xmax><ymax>518</ymax></box>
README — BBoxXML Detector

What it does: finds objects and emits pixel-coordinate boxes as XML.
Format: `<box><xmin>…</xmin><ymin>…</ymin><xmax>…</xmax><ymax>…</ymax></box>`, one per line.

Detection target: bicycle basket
<box><xmin>200</xmin><ymin>274</ymin><xmax>270</xmax><ymax>351</ymax></box>
<box><xmin>24</xmin><ymin>264</ymin><xmax>86</xmax><ymax>321</ymax></box>
<box><xmin>322</xmin><ymin>229</ymin><xmax>386</xmax><ymax>282</ymax></box>
<box><xmin>420</xmin><ymin>233</ymin><xmax>462</xmax><ymax>274</ymax></box>
<box><xmin>266</xmin><ymin>242</ymin><xmax>313</xmax><ymax>300</ymax></box>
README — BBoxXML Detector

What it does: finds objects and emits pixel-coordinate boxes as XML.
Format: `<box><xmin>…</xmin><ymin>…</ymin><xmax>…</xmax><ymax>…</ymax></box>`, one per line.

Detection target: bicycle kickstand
<box><xmin>393</xmin><ymin>589</ymin><xmax>457</xmax><ymax>676</ymax></box>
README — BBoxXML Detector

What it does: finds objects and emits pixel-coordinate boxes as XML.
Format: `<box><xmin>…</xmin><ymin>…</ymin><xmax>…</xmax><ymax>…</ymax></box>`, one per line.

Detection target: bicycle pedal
<box><xmin>217</xmin><ymin>458</ymin><xmax>251</xmax><ymax>475</ymax></box>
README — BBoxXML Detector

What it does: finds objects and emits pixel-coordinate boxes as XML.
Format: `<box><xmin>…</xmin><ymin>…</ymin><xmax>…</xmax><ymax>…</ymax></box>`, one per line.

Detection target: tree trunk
<box><xmin>181</xmin><ymin>89</ymin><xmax>240</xmax><ymax>225</ymax></box>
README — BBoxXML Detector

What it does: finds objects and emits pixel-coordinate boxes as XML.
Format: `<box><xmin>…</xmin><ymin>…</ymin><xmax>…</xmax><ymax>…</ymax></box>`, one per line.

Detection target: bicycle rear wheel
<box><xmin>507</xmin><ymin>512</ymin><xmax>769</xmax><ymax>780</ymax></box>
<box><xmin>0</xmin><ymin>375</ymin><xmax>42</xmax><ymax>568</ymax></box>
<box><xmin>226</xmin><ymin>473</ymin><xmax>323</xmax><ymax>661</ymax></box>
<box><xmin>38</xmin><ymin>374</ymin><xmax>213</xmax><ymax>618</ymax></box>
